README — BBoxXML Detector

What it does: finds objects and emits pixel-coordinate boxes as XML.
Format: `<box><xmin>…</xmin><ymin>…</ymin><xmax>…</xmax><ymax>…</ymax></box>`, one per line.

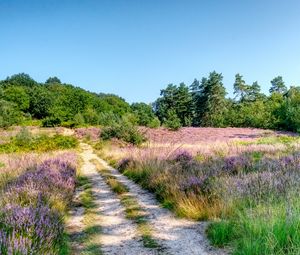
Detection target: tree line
<box><xmin>0</xmin><ymin>73</ymin><xmax>136</xmax><ymax>128</ymax></box>
<box><xmin>0</xmin><ymin>72</ymin><xmax>299</xmax><ymax>132</ymax></box>
<box><xmin>154</xmin><ymin>71</ymin><xmax>300</xmax><ymax>132</ymax></box>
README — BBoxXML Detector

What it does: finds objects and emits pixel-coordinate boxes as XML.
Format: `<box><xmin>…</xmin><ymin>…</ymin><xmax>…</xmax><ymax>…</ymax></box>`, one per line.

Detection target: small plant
<box><xmin>14</xmin><ymin>127</ymin><xmax>32</xmax><ymax>146</ymax></box>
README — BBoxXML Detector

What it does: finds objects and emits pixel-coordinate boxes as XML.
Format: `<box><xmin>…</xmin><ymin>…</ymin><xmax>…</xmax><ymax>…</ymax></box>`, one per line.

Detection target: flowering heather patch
<box><xmin>180</xmin><ymin>176</ymin><xmax>211</xmax><ymax>195</ymax></box>
<box><xmin>0</xmin><ymin>152</ymin><xmax>77</xmax><ymax>254</ymax></box>
<box><xmin>74</xmin><ymin>127</ymin><xmax>100</xmax><ymax>141</ymax></box>
<box><xmin>140</xmin><ymin>127</ymin><xmax>271</xmax><ymax>144</ymax></box>
<box><xmin>173</xmin><ymin>150</ymin><xmax>193</xmax><ymax>163</ymax></box>
<box><xmin>223</xmin><ymin>155</ymin><xmax>254</xmax><ymax>175</ymax></box>
<box><xmin>0</xmin><ymin>204</ymin><xmax>63</xmax><ymax>254</ymax></box>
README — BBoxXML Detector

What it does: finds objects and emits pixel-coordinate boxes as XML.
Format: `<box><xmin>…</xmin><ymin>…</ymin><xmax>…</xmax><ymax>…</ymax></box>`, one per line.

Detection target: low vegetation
<box><xmin>95</xmin><ymin>128</ymin><xmax>300</xmax><ymax>255</ymax></box>
<box><xmin>0</xmin><ymin>152</ymin><xmax>77</xmax><ymax>254</ymax></box>
<box><xmin>0</xmin><ymin>127</ymin><xmax>78</xmax><ymax>153</ymax></box>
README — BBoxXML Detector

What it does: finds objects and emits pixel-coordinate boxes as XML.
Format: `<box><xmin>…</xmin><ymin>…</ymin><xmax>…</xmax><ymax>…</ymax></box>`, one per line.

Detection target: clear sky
<box><xmin>1</xmin><ymin>0</ymin><xmax>300</xmax><ymax>103</ymax></box>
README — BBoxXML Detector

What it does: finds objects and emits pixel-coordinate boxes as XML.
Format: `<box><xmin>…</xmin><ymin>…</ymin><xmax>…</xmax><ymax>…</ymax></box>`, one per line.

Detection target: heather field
<box><xmin>1</xmin><ymin>126</ymin><xmax>300</xmax><ymax>254</ymax></box>
<box><xmin>0</xmin><ymin>128</ymin><xmax>78</xmax><ymax>254</ymax></box>
<box><xmin>93</xmin><ymin>127</ymin><xmax>300</xmax><ymax>255</ymax></box>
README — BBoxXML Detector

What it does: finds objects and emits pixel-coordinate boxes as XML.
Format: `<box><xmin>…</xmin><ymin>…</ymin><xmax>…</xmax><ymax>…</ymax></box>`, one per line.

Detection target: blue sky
<box><xmin>1</xmin><ymin>0</ymin><xmax>300</xmax><ymax>103</ymax></box>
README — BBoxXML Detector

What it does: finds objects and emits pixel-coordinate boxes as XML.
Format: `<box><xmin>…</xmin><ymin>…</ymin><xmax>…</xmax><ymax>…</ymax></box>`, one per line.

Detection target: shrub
<box><xmin>42</xmin><ymin>117</ymin><xmax>61</xmax><ymax>127</ymax></box>
<box><xmin>15</xmin><ymin>127</ymin><xmax>32</xmax><ymax>147</ymax></box>
<box><xmin>0</xmin><ymin>100</ymin><xmax>21</xmax><ymax>128</ymax></box>
<box><xmin>173</xmin><ymin>150</ymin><xmax>193</xmax><ymax>163</ymax></box>
<box><xmin>0</xmin><ymin>204</ymin><xmax>64</xmax><ymax>254</ymax></box>
<box><xmin>101</xmin><ymin>121</ymin><xmax>146</xmax><ymax>145</ymax></box>
<box><xmin>148</xmin><ymin>117</ymin><xmax>161</xmax><ymax>128</ymax></box>
<box><xmin>61</xmin><ymin>121</ymin><xmax>76</xmax><ymax>128</ymax></box>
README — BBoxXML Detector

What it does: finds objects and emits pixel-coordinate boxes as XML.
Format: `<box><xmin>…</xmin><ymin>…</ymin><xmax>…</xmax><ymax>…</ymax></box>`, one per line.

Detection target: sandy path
<box><xmin>82</xmin><ymin>143</ymin><xmax>226</xmax><ymax>255</ymax></box>
<box><xmin>80</xmin><ymin>143</ymin><xmax>153</xmax><ymax>255</ymax></box>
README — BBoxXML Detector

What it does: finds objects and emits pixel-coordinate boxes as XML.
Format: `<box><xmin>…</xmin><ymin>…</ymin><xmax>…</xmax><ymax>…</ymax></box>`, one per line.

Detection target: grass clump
<box><xmin>106</xmin><ymin>177</ymin><xmax>129</xmax><ymax>194</ymax></box>
<box><xmin>208</xmin><ymin>198</ymin><xmax>300</xmax><ymax>254</ymax></box>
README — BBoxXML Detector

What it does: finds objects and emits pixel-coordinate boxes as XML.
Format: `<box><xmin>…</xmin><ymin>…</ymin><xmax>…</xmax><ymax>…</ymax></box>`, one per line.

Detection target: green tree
<box><xmin>2</xmin><ymin>86</ymin><xmax>30</xmax><ymax>111</ymax></box>
<box><xmin>4</xmin><ymin>73</ymin><xmax>37</xmax><ymax>87</ymax></box>
<box><xmin>248</xmin><ymin>81</ymin><xmax>263</xmax><ymax>101</ymax></box>
<box><xmin>45</xmin><ymin>76</ymin><xmax>61</xmax><ymax>84</ymax></box>
<box><xmin>83</xmin><ymin>108</ymin><xmax>99</xmax><ymax>125</ymax></box>
<box><xmin>175</xmin><ymin>83</ymin><xmax>193</xmax><ymax>126</ymax></box>
<box><xmin>154</xmin><ymin>83</ymin><xmax>192</xmax><ymax>126</ymax></box>
<box><xmin>164</xmin><ymin>109</ymin><xmax>181</xmax><ymax>130</ymax></box>
<box><xmin>131</xmin><ymin>102</ymin><xmax>156</xmax><ymax>127</ymax></box>
<box><xmin>155</xmin><ymin>84</ymin><xmax>178</xmax><ymax>123</ymax></box>
<box><xmin>201</xmin><ymin>71</ymin><xmax>227</xmax><ymax>127</ymax></box>
<box><xmin>28</xmin><ymin>86</ymin><xmax>53</xmax><ymax>118</ymax></box>
<box><xmin>269</xmin><ymin>76</ymin><xmax>287</xmax><ymax>94</ymax></box>
<box><xmin>278</xmin><ymin>86</ymin><xmax>300</xmax><ymax>131</ymax></box>
<box><xmin>233</xmin><ymin>74</ymin><xmax>249</xmax><ymax>101</ymax></box>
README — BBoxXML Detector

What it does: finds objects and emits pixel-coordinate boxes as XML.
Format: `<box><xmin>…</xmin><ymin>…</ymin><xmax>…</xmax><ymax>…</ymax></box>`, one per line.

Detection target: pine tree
<box><xmin>269</xmin><ymin>76</ymin><xmax>287</xmax><ymax>94</ymax></box>
<box><xmin>201</xmin><ymin>71</ymin><xmax>227</xmax><ymax>127</ymax></box>
<box><xmin>233</xmin><ymin>74</ymin><xmax>249</xmax><ymax>102</ymax></box>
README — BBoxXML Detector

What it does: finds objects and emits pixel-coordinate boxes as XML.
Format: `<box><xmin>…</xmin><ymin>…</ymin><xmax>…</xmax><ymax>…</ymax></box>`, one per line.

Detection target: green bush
<box><xmin>148</xmin><ymin>117</ymin><xmax>160</xmax><ymax>128</ymax></box>
<box><xmin>15</xmin><ymin>127</ymin><xmax>32</xmax><ymax>146</ymax></box>
<box><xmin>42</xmin><ymin>117</ymin><xmax>61</xmax><ymax>127</ymax></box>
<box><xmin>100</xmin><ymin>121</ymin><xmax>145</xmax><ymax>145</ymax></box>
<box><xmin>61</xmin><ymin>121</ymin><xmax>76</xmax><ymax>128</ymax></box>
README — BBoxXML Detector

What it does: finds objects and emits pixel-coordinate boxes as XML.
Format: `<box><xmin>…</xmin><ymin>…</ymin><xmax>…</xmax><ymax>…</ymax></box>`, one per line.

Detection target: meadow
<box><xmin>0</xmin><ymin>127</ymin><xmax>78</xmax><ymax>254</ymax></box>
<box><xmin>92</xmin><ymin>127</ymin><xmax>300</xmax><ymax>255</ymax></box>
